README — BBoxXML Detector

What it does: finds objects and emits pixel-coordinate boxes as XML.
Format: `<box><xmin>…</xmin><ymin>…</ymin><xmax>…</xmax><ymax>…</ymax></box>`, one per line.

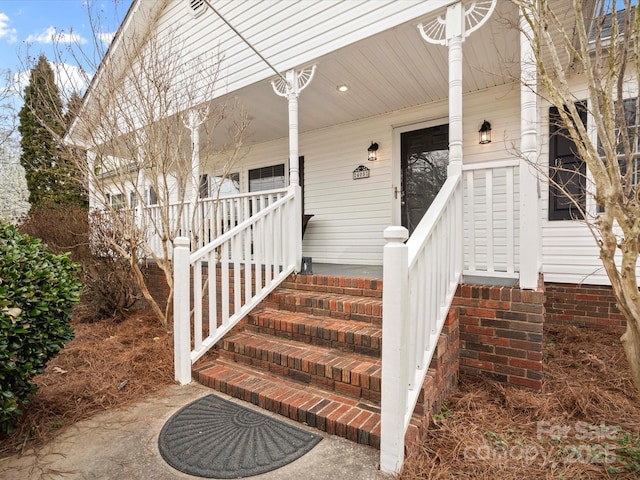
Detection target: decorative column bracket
<box><xmin>270</xmin><ymin>65</ymin><xmax>317</xmax><ymax>187</ymax></box>
<box><xmin>271</xmin><ymin>66</ymin><xmax>316</xmax><ymax>99</ymax></box>
<box><xmin>417</xmin><ymin>0</ymin><xmax>497</xmax><ymax>45</ymax></box>
<box><xmin>271</xmin><ymin>65</ymin><xmax>316</xmax><ymax>272</ymax></box>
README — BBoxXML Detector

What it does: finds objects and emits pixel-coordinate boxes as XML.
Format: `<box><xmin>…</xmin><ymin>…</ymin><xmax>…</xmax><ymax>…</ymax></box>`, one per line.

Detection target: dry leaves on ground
<box><xmin>0</xmin><ymin>313</ymin><xmax>174</xmax><ymax>457</ymax></box>
<box><xmin>400</xmin><ymin>325</ymin><xmax>640</xmax><ymax>480</ymax></box>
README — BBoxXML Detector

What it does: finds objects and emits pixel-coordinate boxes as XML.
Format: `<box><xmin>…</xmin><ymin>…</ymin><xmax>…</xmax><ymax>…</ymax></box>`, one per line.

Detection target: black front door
<box><xmin>401</xmin><ymin>124</ymin><xmax>449</xmax><ymax>235</ymax></box>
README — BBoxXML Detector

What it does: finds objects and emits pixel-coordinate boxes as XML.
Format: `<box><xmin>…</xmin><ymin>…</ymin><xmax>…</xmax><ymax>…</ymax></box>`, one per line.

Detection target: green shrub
<box><xmin>0</xmin><ymin>224</ymin><xmax>81</xmax><ymax>434</ymax></box>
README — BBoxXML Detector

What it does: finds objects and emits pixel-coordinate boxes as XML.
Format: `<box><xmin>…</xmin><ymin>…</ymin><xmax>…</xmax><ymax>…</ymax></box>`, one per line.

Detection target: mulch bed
<box><xmin>2</xmin><ymin>315</ymin><xmax>639</xmax><ymax>480</ymax></box>
<box><xmin>0</xmin><ymin>313</ymin><xmax>174</xmax><ymax>458</ymax></box>
<box><xmin>400</xmin><ymin>325</ymin><xmax>640</xmax><ymax>479</ymax></box>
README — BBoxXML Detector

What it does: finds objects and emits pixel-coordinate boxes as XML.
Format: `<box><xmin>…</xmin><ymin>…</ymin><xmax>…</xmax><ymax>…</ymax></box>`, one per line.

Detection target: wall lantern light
<box><xmin>368</xmin><ymin>142</ymin><xmax>379</xmax><ymax>161</ymax></box>
<box><xmin>479</xmin><ymin>120</ymin><xmax>492</xmax><ymax>144</ymax></box>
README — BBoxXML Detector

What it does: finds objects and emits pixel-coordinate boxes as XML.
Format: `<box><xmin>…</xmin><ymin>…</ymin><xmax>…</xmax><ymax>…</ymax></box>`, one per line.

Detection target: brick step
<box><xmin>263</xmin><ymin>288</ymin><xmax>382</xmax><ymax>324</ymax></box>
<box><xmin>247</xmin><ymin>308</ymin><xmax>382</xmax><ymax>357</ymax></box>
<box><xmin>280</xmin><ymin>275</ymin><xmax>383</xmax><ymax>299</ymax></box>
<box><xmin>219</xmin><ymin>331</ymin><xmax>382</xmax><ymax>404</ymax></box>
<box><xmin>194</xmin><ymin>358</ymin><xmax>382</xmax><ymax>448</ymax></box>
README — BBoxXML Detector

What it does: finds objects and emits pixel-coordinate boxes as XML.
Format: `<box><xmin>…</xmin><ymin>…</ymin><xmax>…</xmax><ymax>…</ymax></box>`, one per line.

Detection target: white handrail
<box><xmin>173</xmin><ymin>185</ymin><xmax>300</xmax><ymax>384</ymax></box>
<box><xmin>144</xmin><ymin>188</ymin><xmax>289</xmax><ymax>256</ymax></box>
<box><xmin>380</xmin><ymin>173</ymin><xmax>463</xmax><ymax>474</ymax></box>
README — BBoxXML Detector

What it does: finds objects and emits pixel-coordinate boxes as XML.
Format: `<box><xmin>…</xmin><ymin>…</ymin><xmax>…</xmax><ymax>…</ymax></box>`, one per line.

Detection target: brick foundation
<box><xmin>453</xmin><ymin>283</ymin><xmax>545</xmax><ymax>391</ymax></box>
<box><xmin>144</xmin><ymin>264</ymin><xmax>170</xmax><ymax>312</ymax></box>
<box><xmin>405</xmin><ymin>307</ymin><xmax>460</xmax><ymax>449</ymax></box>
<box><xmin>545</xmin><ymin>282</ymin><xmax>626</xmax><ymax>330</ymax></box>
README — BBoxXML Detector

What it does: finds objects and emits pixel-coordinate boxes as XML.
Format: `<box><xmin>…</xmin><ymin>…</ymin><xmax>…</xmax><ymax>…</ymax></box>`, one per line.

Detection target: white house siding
<box><xmin>540</xmin><ymin>74</ymin><xmax>640</xmax><ymax>285</ymax></box>
<box><xmin>154</xmin><ymin>0</ymin><xmax>455</xmax><ymax>103</ymax></box>
<box><xmin>229</xmin><ymin>83</ymin><xmax>523</xmax><ymax>266</ymax></box>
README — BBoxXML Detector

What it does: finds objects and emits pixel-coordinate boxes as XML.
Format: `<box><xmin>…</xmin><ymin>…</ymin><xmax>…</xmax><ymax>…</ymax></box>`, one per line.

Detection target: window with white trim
<box><xmin>598</xmin><ymin>97</ymin><xmax>640</xmax><ymax>184</ymax></box>
<box><xmin>212</xmin><ymin>172</ymin><xmax>240</xmax><ymax>197</ymax></box>
<box><xmin>249</xmin><ymin>164</ymin><xmax>285</xmax><ymax>192</ymax></box>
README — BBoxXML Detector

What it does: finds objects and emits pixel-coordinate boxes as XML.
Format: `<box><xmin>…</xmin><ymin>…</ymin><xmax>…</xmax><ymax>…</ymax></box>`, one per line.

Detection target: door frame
<box><xmin>391</xmin><ymin>117</ymin><xmax>449</xmax><ymax>226</ymax></box>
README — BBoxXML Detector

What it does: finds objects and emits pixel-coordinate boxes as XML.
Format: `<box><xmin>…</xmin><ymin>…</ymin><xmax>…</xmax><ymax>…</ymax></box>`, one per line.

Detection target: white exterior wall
<box><xmin>228</xmin><ymin>83</ymin><xmax>522</xmax><ymax>266</ymax></box>
<box><xmin>540</xmin><ymin>74</ymin><xmax>640</xmax><ymax>285</ymax></box>
<box><xmin>155</xmin><ymin>0</ymin><xmax>455</xmax><ymax>103</ymax></box>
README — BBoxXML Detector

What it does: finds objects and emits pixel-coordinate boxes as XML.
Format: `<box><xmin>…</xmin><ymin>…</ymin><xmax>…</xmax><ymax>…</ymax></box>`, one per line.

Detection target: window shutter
<box><xmin>548</xmin><ymin>104</ymin><xmax>587</xmax><ymax>221</ymax></box>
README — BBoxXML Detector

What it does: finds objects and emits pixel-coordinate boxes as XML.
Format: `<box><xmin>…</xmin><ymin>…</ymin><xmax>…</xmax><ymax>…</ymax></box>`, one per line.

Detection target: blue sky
<box><xmin>0</xmin><ymin>0</ymin><xmax>131</xmax><ymax>99</ymax></box>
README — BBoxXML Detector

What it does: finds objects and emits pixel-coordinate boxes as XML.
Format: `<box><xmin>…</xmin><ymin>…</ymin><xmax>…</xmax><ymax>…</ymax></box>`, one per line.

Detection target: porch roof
<box><xmin>66</xmin><ymin>0</ymin><xmax>594</xmax><ymax>150</ymax></box>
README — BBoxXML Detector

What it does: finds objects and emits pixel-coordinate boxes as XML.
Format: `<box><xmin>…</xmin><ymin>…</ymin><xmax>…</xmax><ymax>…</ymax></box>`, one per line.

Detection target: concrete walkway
<box><xmin>0</xmin><ymin>383</ymin><xmax>388</xmax><ymax>480</ymax></box>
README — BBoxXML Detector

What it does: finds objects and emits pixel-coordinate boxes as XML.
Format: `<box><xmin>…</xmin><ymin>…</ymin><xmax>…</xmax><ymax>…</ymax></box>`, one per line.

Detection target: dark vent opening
<box><xmin>190</xmin><ymin>0</ymin><xmax>204</xmax><ymax>13</ymax></box>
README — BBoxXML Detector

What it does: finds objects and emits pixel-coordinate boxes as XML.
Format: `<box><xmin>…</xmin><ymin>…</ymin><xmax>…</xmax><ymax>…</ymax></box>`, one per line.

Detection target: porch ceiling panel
<box><xmin>206</xmin><ymin>1</ymin><xmax>522</xmax><ymax>147</ymax></box>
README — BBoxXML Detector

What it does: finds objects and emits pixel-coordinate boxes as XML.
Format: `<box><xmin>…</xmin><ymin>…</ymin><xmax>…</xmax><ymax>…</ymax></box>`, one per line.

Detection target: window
<box><xmin>599</xmin><ymin>97</ymin><xmax>640</xmax><ymax>184</ymax></box>
<box><xmin>212</xmin><ymin>172</ymin><xmax>240</xmax><ymax>197</ymax></box>
<box><xmin>199</xmin><ymin>174</ymin><xmax>209</xmax><ymax>199</ymax></box>
<box><xmin>129</xmin><ymin>191</ymin><xmax>138</xmax><ymax>208</ymax></box>
<box><xmin>249</xmin><ymin>164</ymin><xmax>285</xmax><ymax>192</ymax></box>
<box><xmin>148</xmin><ymin>186</ymin><xmax>158</xmax><ymax>205</ymax></box>
<box><xmin>548</xmin><ymin>103</ymin><xmax>587</xmax><ymax>221</ymax></box>
<box><xmin>110</xmin><ymin>193</ymin><xmax>125</xmax><ymax>210</ymax></box>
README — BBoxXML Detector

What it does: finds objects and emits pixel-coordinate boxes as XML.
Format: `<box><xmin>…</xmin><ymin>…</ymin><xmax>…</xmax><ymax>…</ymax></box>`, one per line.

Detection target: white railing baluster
<box><xmin>194</xmin><ymin>258</ymin><xmax>203</xmax><ymax>351</ymax></box>
<box><xmin>233</xmin><ymin>233</ymin><xmax>241</xmax><ymax>315</ymax></box>
<box><xmin>265</xmin><ymin>210</ymin><xmax>273</xmax><ymax>289</ymax></box>
<box><xmin>255</xmin><ymin>216</ymin><xmax>264</xmax><ymax>296</ymax></box>
<box><xmin>208</xmin><ymin>249</ymin><xmax>217</xmax><ymax>338</ymax></box>
<box><xmin>506</xmin><ymin>167</ymin><xmax>515</xmax><ymax>274</ymax></box>
<box><xmin>244</xmin><ymin>225</ymin><xmax>252</xmax><ymax>305</ymax></box>
<box><xmin>221</xmin><ymin>241</ymin><xmax>230</xmax><ymax>324</ymax></box>
<box><xmin>172</xmin><ymin>189</ymin><xmax>298</xmax><ymax>370</ymax></box>
<box><xmin>485</xmin><ymin>170</ymin><xmax>494</xmax><ymax>272</ymax></box>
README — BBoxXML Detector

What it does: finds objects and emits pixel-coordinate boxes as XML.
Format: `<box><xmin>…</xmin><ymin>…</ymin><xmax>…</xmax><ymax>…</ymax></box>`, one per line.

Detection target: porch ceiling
<box><xmin>213</xmin><ymin>0</ymin><xmax>522</xmax><ymax>147</ymax></box>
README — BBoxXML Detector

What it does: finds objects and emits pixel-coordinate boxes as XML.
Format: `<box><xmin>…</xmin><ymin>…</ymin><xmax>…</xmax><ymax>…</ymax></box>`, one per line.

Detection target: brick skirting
<box><xmin>144</xmin><ymin>261</ymin><xmax>632</xmax><ymax>398</ymax></box>
<box><xmin>454</xmin><ymin>283</ymin><xmax>545</xmax><ymax>391</ymax></box>
<box><xmin>545</xmin><ymin>282</ymin><xmax>626</xmax><ymax>330</ymax></box>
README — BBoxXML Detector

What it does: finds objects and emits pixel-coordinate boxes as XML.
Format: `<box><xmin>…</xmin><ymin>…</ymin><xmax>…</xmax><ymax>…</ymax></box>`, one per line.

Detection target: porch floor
<box><xmin>306</xmin><ymin>263</ymin><xmax>382</xmax><ymax>279</ymax></box>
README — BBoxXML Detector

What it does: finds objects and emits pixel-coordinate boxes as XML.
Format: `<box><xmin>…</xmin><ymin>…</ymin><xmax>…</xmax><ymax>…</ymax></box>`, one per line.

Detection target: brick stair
<box><xmin>194</xmin><ymin>273</ymin><xmax>457</xmax><ymax>450</ymax></box>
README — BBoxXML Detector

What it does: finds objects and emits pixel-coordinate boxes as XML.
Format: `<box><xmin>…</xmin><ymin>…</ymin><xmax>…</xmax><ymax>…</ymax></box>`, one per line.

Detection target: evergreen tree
<box><xmin>63</xmin><ymin>91</ymin><xmax>88</xmax><ymax>206</ymax></box>
<box><xmin>18</xmin><ymin>55</ymin><xmax>85</xmax><ymax>207</ymax></box>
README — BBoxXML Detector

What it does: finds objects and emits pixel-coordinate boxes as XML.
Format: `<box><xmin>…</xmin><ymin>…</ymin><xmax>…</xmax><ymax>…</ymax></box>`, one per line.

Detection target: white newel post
<box><xmin>173</xmin><ymin>236</ymin><xmax>192</xmax><ymax>385</ymax></box>
<box><xmin>272</xmin><ymin>67</ymin><xmax>316</xmax><ymax>271</ymax></box>
<box><xmin>380</xmin><ymin>226</ymin><xmax>410</xmax><ymax>474</ymax></box>
<box><xmin>519</xmin><ymin>8</ymin><xmax>541</xmax><ymax>289</ymax></box>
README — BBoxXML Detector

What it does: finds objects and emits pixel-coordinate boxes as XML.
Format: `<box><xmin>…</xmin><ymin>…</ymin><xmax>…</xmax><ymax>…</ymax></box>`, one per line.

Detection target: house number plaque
<box><xmin>353</xmin><ymin>165</ymin><xmax>370</xmax><ymax>180</ymax></box>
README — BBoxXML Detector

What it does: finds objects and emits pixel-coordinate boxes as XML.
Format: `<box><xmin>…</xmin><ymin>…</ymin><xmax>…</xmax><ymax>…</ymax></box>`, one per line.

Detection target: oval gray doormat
<box><xmin>158</xmin><ymin>394</ymin><xmax>322</xmax><ymax>478</ymax></box>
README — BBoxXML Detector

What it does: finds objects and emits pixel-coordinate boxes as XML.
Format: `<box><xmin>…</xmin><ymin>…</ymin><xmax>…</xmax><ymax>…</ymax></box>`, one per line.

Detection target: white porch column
<box><xmin>272</xmin><ymin>67</ymin><xmax>316</xmax><ymax>186</ymax></box>
<box><xmin>419</xmin><ymin>1</ymin><xmax>496</xmax><ymax>177</ymax></box>
<box><xmin>446</xmin><ymin>3</ymin><xmax>464</xmax><ymax>176</ymax></box>
<box><xmin>286</xmin><ymin>70</ymin><xmax>301</xmax><ymax>187</ymax></box>
<box><xmin>272</xmin><ymin>66</ymin><xmax>316</xmax><ymax>270</ymax></box>
<box><xmin>86</xmin><ymin>150</ymin><xmax>97</xmax><ymax>210</ymax></box>
<box><xmin>519</xmin><ymin>8</ymin><xmax>541</xmax><ymax>289</ymax></box>
<box><xmin>184</xmin><ymin>108</ymin><xmax>209</xmax><ymax>247</ymax></box>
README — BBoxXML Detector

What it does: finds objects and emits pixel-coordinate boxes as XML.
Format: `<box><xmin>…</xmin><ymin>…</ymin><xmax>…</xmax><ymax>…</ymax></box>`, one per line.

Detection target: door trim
<box><xmin>391</xmin><ymin>117</ymin><xmax>449</xmax><ymax>226</ymax></box>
